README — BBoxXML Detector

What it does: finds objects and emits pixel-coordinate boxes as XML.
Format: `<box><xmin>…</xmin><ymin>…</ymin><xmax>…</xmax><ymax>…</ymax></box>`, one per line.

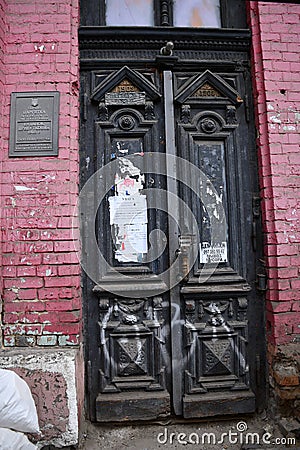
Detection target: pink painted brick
<box><xmin>292</xmin><ymin>302</ymin><xmax>300</xmax><ymax>312</ymax></box>
<box><xmin>45</xmin><ymin>300</ymin><xmax>72</xmax><ymax>311</ymax></box>
<box><xmin>41</xmin><ymin>311</ymin><xmax>80</xmax><ymax>324</ymax></box>
<box><xmin>42</xmin><ymin>252</ymin><xmax>79</xmax><ymax>265</ymax></box>
<box><xmin>3</xmin><ymin>313</ymin><xmax>20</xmax><ymax>324</ymax></box>
<box><xmin>58</xmin><ymin>265</ymin><xmax>81</xmax><ymax>276</ymax></box>
<box><xmin>43</xmin><ymin>323</ymin><xmax>81</xmax><ymax>335</ymax></box>
<box><xmin>2</xmin><ymin>266</ymin><xmax>17</xmax><ymax>277</ymax></box>
<box><xmin>291</xmin><ymin>279</ymin><xmax>300</xmax><ymax>290</ymax></box>
<box><xmin>18</xmin><ymin>289</ymin><xmax>39</xmax><ymax>300</ymax></box>
<box><xmin>44</xmin><ymin>276</ymin><xmax>80</xmax><ymax>288</ymax></box>
<box><xmin>19</xmin><ymin>278</ymin><xmax>44</xmax><ymax>289</ymax></box>
<box><xmin>5</xmin><ymin>301</ymin><xmax>45</xmax><ymax>313</ymax></box>
<box><xmin>17</xmin><ymin>266</ymin><xmax>37</xmax><ymax>277</ymax></box>
<box><xmin>36</xmin><ymin>266</ymin><xmax>58</xmax><ymax>277</ymax></box>
<box><xmin>38</xmin><ymin>288</ymin><xmax>60</xmax><ymax>300</ymax></box>
<box><xmin>59</xmin><ymin>288</ymin><xmax>77</xmax><ymax>299</ymax></box>
<box><xmin>22</xmin><ymin>312</ymin><xmax>40</xmax><ymax>323</ymax></box>
<box><xmin>53</xmin><ymin>241</ymin><xmax>77</xmax><ymax>252</ymax></box>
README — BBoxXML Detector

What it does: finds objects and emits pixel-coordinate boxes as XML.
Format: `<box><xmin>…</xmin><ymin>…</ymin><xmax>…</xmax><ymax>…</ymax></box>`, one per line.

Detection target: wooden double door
<box><xmin>80</xmin><ymin>51</ymin><xmax>266</xmax><ymax>421</ymax></box>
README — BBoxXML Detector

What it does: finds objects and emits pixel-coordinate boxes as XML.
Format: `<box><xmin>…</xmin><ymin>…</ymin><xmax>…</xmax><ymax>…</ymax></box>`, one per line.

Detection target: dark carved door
<box><xmin>79</xmin><ymin>31</ymin><xmax>266</xmax><ymax>422</ymax></box>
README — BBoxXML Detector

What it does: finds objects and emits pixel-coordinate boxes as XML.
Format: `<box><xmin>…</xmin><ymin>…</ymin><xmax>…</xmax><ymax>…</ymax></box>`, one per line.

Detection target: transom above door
<box><xmin>105</xmin><ymin>0</ymin><xmax>221</xmax><ymax>27</ymax></box>
<box><xmin>80</xmin><ymin>0</ymin><xmax>248</xmax><ymax>28</ymax></box>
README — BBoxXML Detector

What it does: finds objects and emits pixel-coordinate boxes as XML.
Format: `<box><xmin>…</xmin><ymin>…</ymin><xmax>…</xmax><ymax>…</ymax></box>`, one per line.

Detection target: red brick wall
<box><xmin>248</xmin><ymin>1</ymin><xmax>300</xmax><ymax>347</ymax></box>
<box><xmin>0</xmin><ymin>0</ymin><xmax>81</xmax><ymax>348</ymax></box>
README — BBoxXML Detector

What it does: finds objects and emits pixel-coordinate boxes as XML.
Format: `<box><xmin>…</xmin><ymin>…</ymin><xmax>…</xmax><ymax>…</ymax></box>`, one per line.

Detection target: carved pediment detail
<box><xmin>175</xmin><ymin>70</ymin><xmax>243</xmax><ymax>106</ymax></box>
<box><xmin>111</xmin><ymin>79</ymin><xmax>140</xmax><ymax>93</ymax></box>
<box><xmin>91</xmin><ymin>66</ymin><xmax>161</xmax><ymax>102</ymax></box>
<box><xmin>192</xmin><ymin>82</ymin><xmax>222</xmax><ymax>98</ymax></box>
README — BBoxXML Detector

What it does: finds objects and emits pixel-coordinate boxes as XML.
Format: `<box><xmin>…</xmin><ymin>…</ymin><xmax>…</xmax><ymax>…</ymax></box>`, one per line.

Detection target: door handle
<box><xmin>176</xmin><ymin>235</ymin><xmax>193</xmax><ymax>281</ymax></box>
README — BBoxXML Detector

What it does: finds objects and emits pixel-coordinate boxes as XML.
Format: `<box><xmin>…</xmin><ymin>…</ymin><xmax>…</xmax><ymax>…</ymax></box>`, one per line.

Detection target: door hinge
<box><xmin>256</xmin><ymin>272</ymin><xmax>267</xmax><ymax>292</ymax></box>
<box><xmin>87</xmin><ymin>360</ymin><xmax>95</xmax><ymax>421</ymax></box>
<box><xmin>82</xmin><ymin>93</ymin><xmax>88</xmax><ymax>121</ymax></box>
<box><xmin>252</xmin><ymin>195</ymin><xmax>261</xmax><ymax>218</ymax></box>
<box><xmin>256</xmin><ymin>258</ymin><xmax>267</xmax><ymax>292</ymax></box>
<box><xmin>256</xmin><ymin>354</ymin><xmax>261</xmax><ymax>387</ymax></box>
<box><xmin>252</xmin><ymin>195</ymin><xmax>261</xmax><ymax>251</ymax></box>
<box><xmin>244</xmin><ymin>93</ymin><xmax>250</xmax><ymax>122</ymax></box>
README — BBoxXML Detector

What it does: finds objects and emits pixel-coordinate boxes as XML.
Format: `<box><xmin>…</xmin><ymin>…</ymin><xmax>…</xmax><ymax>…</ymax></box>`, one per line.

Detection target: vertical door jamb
<box><xmin>163</xmin><ymin>70</ymin><xmax>183</xmax><ymax>416</ymax></box>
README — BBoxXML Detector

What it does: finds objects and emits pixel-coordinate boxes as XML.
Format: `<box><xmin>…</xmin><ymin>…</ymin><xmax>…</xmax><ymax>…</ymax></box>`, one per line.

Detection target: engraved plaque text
<box><xmin>9</xmin><ymin>92</ymin><xmax>60</xmax><ymax>157</ymax></box>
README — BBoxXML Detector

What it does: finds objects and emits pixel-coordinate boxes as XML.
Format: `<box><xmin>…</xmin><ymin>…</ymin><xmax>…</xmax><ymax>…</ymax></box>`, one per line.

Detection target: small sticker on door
<box><xmin>199</xmin><ymin>241</ymin><xmax>228</xmax><ymax>264</ymax></box>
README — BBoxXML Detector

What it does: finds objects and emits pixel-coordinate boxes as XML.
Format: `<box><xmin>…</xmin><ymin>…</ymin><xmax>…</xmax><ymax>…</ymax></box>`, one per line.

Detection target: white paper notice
<box><xmin>200</xmin><ymin>241</ymin><xmax>228</xmax><ymax>264</ymax></box>
<box><xmin>115</xmin><ymin>223</ymin><xmax>148</xmax><ymax>262</ymax></box>
<box><xmin>108</xmin><ymin>195</ymin><xmax>147</xmax><ymax>225</ymax></box>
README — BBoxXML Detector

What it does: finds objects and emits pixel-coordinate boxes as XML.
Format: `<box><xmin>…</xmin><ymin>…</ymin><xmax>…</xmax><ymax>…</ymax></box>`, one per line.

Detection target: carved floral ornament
<box><xmin>185</xmin><ymin>298</ymin><xmax>248</xmax><ymax>327</ymax></box>
<box><xmin>118</xmin><ymin>115</ymin><xmax>135</xmax><ymax>130</ymax></box>
<box><xmin>98</xmin><ymin>297</ymin><xmax>164</xmax><ymax>325</ymax></box>
<box><xmin>200</xmin><ymin>117</ymin><xmax>218</xmax><ymax>133</ymax></box>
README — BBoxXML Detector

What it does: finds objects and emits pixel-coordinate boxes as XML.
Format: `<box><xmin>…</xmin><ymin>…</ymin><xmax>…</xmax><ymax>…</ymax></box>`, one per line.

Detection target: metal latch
<box><xmin>256</xmin><ymin>259</ymin><xmax>267</xmax><ymax>292</ymax></box>
<box><xmin>252</xmin><ymin>195</ymin><xmax>261</xmax><ymax>251</ymax></box>
<box><xmin>176</xmin><ymin>234</ymin><xmax>193</xmax><ymax>281</ymax></box>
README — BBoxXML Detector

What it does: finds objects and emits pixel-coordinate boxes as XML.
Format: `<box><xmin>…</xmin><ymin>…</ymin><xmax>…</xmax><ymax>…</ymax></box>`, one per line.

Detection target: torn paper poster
<box><xmin>109</xmin><ymin>157</ymin><xmax>148</xmax><ymax>263</ymax></box>
<box><xmin>115</xmin><ymin>173</ymin><xmax>144</xmax><ymax>196</ymax></box>
<box><xmin>109</xmin><ymin>195</ymin><xmax>147</xmax><ymax>226</ymax></box>
<box><xmin>199</xmin><ymin>241</ymin><xmax>228</xmax><ymax>264</ymax></box>
<box><xmin>115</xmin><ymin>223</ymin><xmax>148</xmax><ymax>262</ymax></box>
<box><xmin>115</xmin><ymin>157</ymin><xmax>145</xmax><ymax>195</ymax></box>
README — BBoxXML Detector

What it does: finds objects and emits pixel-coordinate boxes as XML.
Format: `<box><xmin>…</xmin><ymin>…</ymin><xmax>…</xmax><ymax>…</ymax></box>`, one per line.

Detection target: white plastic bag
<box><xmin>0</xmin><ymin>427</ymin><xmax>37</xmax><ymax>450</ymax></box>
<box><xmin>0</xmin><ymin>369</ymin><xmax>40</xmax><ymax>433</ymax></box>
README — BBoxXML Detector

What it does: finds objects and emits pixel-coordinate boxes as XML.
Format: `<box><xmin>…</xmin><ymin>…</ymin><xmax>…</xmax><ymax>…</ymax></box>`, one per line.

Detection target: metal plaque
<box><xmin>105</xmin><ymin>92</ymin><xmax>145</xmax><ymax>106</ymax></box>
<box><xmin>9</xmin><ymin>91</ymin><xmax>60</xmax><ymax>157</ymax></box>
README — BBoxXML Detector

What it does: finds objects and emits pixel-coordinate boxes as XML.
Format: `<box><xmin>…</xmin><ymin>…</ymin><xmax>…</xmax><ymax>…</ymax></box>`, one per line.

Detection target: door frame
<box><xmin>79</xmin><ymin>27</ymin><xmax>267</xmax><ymax>422</ymax></box>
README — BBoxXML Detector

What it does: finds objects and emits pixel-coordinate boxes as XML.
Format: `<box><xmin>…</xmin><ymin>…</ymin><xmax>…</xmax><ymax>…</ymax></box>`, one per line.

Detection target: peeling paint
<box><xmin>36</xmin><ymin>175</ymin><xmax>56</xmax><ymax>183</ymax></box>
<box><xmin>11</xmin><ymin>287</ymin><xmax>19</xmax><ymax>294</ymax></box>
<box><xmin>270</xmin><ymin>115</ymin><xmax>281</xmax><ymax>124</ymax></box>
<box><xmin>0</xmin><ymin>350</ymin><xmax>79</xmax><ymax>448</ymax></box>
<box><xmin>14</xmin><ymin>185</ymin><xmax>37</xmax><ymax>192</ymax></box>
<box><xmin>283</xmin><ymin>125</ymin><xmax>296</xmax><ymax>131</ymax></box>
<box><xmin>34</xmin><ymin>44</ymin><xmax>45</xmax><ymax>52</ymax></box>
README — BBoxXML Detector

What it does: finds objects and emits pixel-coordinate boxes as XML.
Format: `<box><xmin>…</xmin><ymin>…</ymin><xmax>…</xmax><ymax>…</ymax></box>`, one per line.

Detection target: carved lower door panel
<box><xmin>95</xmin><ymin>294</ymin><xmax>170</xmax><ymax>421</ymax></box>
<box><xmin>182</xmin><ymin>294</ymin><xmax>255</xmax><ymax>417</ymax></box>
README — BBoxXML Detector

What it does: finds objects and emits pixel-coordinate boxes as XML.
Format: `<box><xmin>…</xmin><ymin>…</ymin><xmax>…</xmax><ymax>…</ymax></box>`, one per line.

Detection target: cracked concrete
<box><xmin>78</xmin><ymin>413</ymin><xmax>300</xmax><ymax>450</ymax></box>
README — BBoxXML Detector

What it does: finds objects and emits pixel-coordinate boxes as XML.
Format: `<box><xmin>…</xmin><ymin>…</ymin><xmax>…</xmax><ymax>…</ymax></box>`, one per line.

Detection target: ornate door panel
<box><xmin>79</xmin><ymin>31</ymin><xmax>266</xmax><ymax>421</ymax></box>
<box><xmin>172</xmin><ymin>70</ymin><xmax>257</xmax><ymax>416</ymax></box>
